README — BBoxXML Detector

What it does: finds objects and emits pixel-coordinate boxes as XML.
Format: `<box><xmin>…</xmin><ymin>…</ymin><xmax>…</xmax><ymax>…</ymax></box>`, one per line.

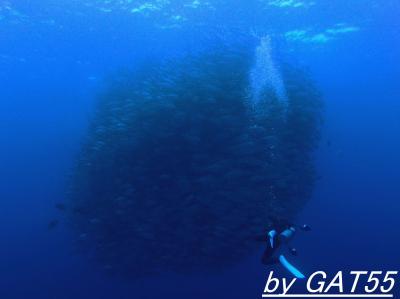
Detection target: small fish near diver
<box><xmin>257</xmin><ymin>221</ymin><xmax>311</xmax><ymax>279</ymax></box>
<box><xmin>48</xmin><ymin>219</ymin><xmax>59</xmax><ymax>230</ymax></box>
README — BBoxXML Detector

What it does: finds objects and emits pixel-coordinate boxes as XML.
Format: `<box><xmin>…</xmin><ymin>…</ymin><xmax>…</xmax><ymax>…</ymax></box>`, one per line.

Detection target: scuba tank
<box><xmin>279</xmin><ymin>226</ymin><xmax>296</xmax><ymax>243</ymax></box>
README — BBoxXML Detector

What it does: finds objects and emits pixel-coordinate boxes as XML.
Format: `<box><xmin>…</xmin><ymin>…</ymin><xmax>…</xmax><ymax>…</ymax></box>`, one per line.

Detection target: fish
<box><xmin>48</xmin><ymin>219</ymin><xmax>59</xmax><ymax>230</ymax></box>
<box><xmin>55</xmin><ymin>203</ymin><xmax>66</xmax><ymax>211</ymax></box>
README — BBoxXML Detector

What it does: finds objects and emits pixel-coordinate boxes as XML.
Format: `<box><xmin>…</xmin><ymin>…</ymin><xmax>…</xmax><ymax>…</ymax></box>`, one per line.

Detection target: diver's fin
<box><xmin>278</xmin><ymin>255</ymin><xmax>305</xmax><ymax>279</ymax></box>
<box><xmin>268</xmin><ymin>230</ymin><xmax>277</xmax><ymax>248</ymax></box>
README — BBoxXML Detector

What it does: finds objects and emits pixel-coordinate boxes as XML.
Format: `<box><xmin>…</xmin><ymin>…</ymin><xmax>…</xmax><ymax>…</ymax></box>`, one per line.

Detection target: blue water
<box><xmin>1</xmin><ymin>1</ymin><xmax>399</xmax><ymax>298</ymax></box>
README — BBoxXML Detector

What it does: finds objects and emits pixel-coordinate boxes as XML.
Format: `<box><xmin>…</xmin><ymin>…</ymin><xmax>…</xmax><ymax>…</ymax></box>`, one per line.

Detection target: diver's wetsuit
<box><xmin>261</xmin><ymin>237</ymin><xmax>280</xmax><ymax>265</ymax></box>
<box><xmin>258</xmin><ymin>222</ymin><xmax>310</xmax><ymax>279</ymax></box>
<box><xmin>260</xmin><ymin>225</ymin><xmax>293</xmax><ymax>265</ymax></box>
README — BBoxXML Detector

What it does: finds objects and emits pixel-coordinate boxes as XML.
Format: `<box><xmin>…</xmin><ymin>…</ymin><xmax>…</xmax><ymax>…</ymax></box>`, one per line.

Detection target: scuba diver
<box><xmin>257</xmin><ymin>219</ymin><xmax>311</xmax><ymax>279</ymax></box>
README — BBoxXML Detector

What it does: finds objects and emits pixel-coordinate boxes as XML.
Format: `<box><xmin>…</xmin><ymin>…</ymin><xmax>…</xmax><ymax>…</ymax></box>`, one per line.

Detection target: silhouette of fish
<box><xmin>55</xmin><ymin>203</ymin><xmax>66</xmax><ymax>211</ymax></box>
<box><xmin>48</xmin><ymin>219</ymin><xmax>59</xmax><ymax>230</ymax></box>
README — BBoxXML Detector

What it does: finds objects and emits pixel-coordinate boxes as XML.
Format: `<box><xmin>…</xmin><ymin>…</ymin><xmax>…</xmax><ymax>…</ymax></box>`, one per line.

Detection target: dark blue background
<box><xmin>0</xmin><ymin>1</ymin><xmax>399</xmax><ymax>298</ymax></box>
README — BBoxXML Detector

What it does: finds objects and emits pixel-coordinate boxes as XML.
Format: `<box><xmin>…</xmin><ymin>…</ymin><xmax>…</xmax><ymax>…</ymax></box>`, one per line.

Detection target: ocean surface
<box><xmin>1</xmin><ymin>0</ymin><xmax>399</xmax><ymax>298</ymax></box>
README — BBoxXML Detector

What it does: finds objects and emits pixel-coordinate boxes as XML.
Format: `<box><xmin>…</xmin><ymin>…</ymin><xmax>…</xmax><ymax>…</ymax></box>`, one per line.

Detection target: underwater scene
<box><xmin>0</xmin><ymin>0</ymin><xmax>399</xmax><ymax>298</ymax></box>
